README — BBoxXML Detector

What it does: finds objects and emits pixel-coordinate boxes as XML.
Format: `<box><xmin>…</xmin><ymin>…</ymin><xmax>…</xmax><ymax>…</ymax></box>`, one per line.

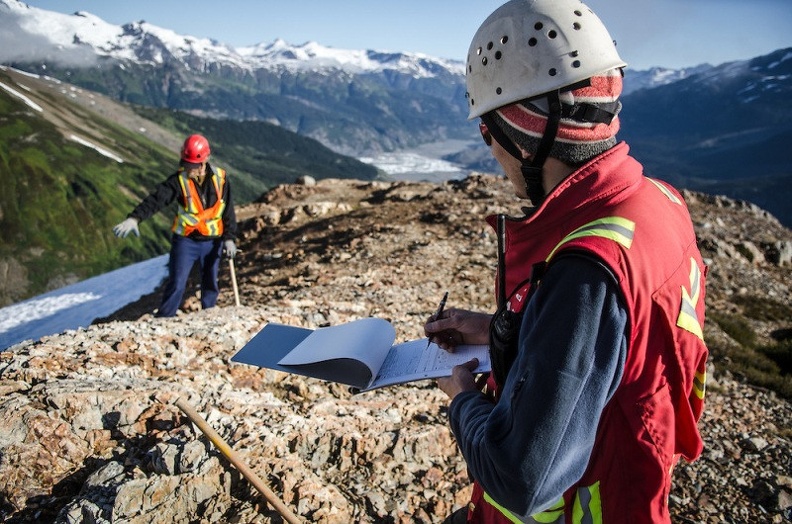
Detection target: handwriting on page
<box><xmin>376</xmin><ymin>339</ymin><xmax>490</xmax><ymax>382</ymax></box>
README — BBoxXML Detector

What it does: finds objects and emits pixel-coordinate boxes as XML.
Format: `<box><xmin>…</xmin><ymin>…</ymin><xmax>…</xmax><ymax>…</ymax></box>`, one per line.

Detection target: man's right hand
<box><xmin>113</xmin><ymin>218</ymin><xmax>140</xmax><ymax>238</ymax></box>
<box><xmin>424</xmin><ymin>308</ymin><xmax>492</xmax><ymax>351</ymax></box>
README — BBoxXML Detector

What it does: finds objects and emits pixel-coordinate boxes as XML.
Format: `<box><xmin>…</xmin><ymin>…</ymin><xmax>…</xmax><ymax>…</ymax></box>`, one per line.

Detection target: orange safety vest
<box><xmin>172</xmin><ymin>168</ymin><xmax>227</xmax><ymax>237</ymax></box>
<box><xmin>466</xmin><ymin>143</ymin><xmax>708</xmax><ymax>523</ymax></box>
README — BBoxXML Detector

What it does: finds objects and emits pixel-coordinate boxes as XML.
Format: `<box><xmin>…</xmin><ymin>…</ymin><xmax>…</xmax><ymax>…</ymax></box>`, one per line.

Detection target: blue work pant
<box><xmin>157</xmin><ymin>234</ymin><xmax>223</xmax><ymax>317</ymax></box>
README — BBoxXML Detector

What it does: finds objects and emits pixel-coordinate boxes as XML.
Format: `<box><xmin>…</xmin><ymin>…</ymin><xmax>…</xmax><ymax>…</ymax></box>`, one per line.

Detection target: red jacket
<box><xmin>467</xmin><ymin>143</ymin><xmax>708</xmax><ymax>523</ymax></box>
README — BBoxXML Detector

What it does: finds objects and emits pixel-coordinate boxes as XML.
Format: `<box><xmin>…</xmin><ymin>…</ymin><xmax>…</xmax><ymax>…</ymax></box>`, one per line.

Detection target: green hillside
<box><xmin>0</xmin><ymin>83</ymin><xmax>174</xmax><ymax>305</ymax></box>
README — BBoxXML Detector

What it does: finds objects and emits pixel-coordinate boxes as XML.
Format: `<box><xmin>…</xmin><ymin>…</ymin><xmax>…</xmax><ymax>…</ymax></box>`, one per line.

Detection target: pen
<box><xmin>426</xmin><ymin>291</ymin><xmax>449</xmax><ymax>348</ymax></box>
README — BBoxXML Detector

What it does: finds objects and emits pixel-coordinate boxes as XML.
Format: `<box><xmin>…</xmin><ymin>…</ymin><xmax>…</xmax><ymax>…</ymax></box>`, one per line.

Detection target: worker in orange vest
<box><xmin>113</xmin><ymin>134</ymin><xmax>237</xmax><ymax>317</ymax></box>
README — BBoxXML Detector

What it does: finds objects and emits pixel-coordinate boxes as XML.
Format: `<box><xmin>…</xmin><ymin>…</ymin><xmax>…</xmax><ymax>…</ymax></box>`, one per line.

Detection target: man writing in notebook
<box><xmin>423</xmin><ymin>1</ymin><xmax>709</xmax><ymax>522</ymax></box>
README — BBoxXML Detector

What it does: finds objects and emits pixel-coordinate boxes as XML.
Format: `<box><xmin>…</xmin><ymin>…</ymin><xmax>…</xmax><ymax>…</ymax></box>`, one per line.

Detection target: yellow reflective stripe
<box><xmin>177</xmin><ymin>213</ymin><xmax>199</xmax><ymax>226</ymax></box>
<box><xmin>687</xmin><ymin>257</ymin><xmax>702</xmax><ymax>304</ymax></box>
<box><xmin>211</xmin><ymin>168</ymin><xmax>224</xmax><ymax>197</ymax></box>
<box><xmin>482</xmin><ymin>493</ymin><xmax>522</xmax><ymax>524</ymax></box>
<box><xmin>533</xmin><ymin>497</ymin><xmax>565</xmax><ymax>523</ymax></box>
<box><xmin>693</xmin><ymin>368</ymin><xmax>706</xmax><ymax>400</ymax></box>
<box><xmin>546</xmin><ymin>217</ymin><xmax>635</xmax><ymax>262</ymax></box>
<box><xmin>482</xmin><ymin>492</ymin><xmax>564</xmax><ymax>523</ymax></box>
<box><xmin>204</xmin><ymin>218</ymin><xmax>222</xmax><ymax>236</ymax></box>
<box><xmin>177</xmin><ymin>175</ymin><xmax>200</xmax><ymax>214</ymax></box>
<box><xmin>647</xmin><ymin>177</ymin><xmax>682</xmax><ymax>205</ymax></box>
<box><xmin>215</xmin><ymin>200</ymin><xmax>227</xmax><ymax>218</ymax></box>
<box><xmin>202</xmin><ymin>170</ymin><xmax>225</xmax><ymax>237</ymax></box>
<box><xmin>676</xmin><ymin>258</ymin><xmax>704</xmax><ymax>341</ymax></box>
<box><xmin>677</xmin><ymin>288</ymin><xmax>704</xmax><ymax>340</ymax></box>
<box><xmin>572</xmin><ymin>482</ymin><xmax>602</xmax><ymax>524</ymax></box>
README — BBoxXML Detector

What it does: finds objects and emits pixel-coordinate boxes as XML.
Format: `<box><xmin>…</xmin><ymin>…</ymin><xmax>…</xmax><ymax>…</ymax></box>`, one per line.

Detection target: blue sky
<box><xmin>19</xmin><ymin>0</ymin><xmax>792</xmax><ymax>69</ymax></box>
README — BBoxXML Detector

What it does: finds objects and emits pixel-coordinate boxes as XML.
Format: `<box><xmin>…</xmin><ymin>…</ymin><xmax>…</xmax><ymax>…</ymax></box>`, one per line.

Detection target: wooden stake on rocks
<box><xmin>174</xmin><ymin>397</ymin><xmax>302</xmax><ymax>524</ymax></box>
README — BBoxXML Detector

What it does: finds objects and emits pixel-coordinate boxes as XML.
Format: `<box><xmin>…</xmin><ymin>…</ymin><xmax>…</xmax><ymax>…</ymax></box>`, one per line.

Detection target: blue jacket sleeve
<box><xmin>448</xmin><ymin>255</ymin><xmax>628</xmax><ymax>517</ymax></box>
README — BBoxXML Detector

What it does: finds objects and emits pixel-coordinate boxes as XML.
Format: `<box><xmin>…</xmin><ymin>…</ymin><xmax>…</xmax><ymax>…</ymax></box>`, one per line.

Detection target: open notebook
<box><xmin>231</xmin><ymin>317</ymin><xmax>490</xmax><ymax>393</ymax></box>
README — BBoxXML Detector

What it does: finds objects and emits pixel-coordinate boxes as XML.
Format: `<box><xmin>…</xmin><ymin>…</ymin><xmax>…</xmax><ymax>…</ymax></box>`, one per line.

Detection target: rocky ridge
<box><xmin>1</xmin><ymin>174</ymin><xmax>791</xmax><ymax>523</ymax></box>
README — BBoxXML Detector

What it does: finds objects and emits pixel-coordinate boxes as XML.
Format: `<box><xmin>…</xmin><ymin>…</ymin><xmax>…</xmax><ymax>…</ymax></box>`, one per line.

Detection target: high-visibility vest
<box><xmin>465</xmin><ymin>143</ymin><xmax>708</xmax><ymax>523</ymax></box>
<box><xmin>172</xmin><ymin>168</ymin><xmax>227</xmax><ymax>237</ymax></box>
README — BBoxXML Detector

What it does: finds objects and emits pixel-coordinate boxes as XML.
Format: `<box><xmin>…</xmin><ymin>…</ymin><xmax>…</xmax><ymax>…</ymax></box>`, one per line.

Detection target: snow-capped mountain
<box><xmin>238</xmin><ymin>39</ymin><xmax>466</xmax><ymax>77</ymax></box>
<box><xmin>622</xmin><ymin>64</ymin><xmax>713</xmax><ymax>96</ymax></box>
<box><xmin>0</xmin><ymin>0</ymin><xmax>464</xmax><ymax>76</ymax></box>
<box><xmin>1</xmin><ymin>0</ymin><xmax>471</xmax><ymax>156</ymax></box>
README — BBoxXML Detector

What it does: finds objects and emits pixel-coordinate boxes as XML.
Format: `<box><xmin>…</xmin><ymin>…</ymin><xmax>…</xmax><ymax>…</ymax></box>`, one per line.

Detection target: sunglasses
<box><xmin>479</xmin><ymin>121</ymin><xmax>492</xmax><ymax>147</ymax></box>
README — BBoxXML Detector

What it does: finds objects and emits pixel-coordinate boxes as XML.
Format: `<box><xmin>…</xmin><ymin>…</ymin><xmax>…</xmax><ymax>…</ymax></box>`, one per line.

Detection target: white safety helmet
<box><xmin>466</xmin><ymin>0</ymin><xmax>626</xmax><ymax>119</ymax></box>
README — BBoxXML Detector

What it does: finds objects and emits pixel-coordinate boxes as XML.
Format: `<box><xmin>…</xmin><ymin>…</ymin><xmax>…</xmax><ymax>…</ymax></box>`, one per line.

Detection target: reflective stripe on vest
<box><xmin>676</xmin><ymin>256</ymin><xmax>707</xmax><ymax>403</ymax></box>
<box><xmin>172</xmin><ymin>168</ymin><xmax>226</xmax><ymax>237</ymax></box>
<box><xmin>545</xmin><ymin>217</ymin><xmax>635</xmax><ymax>263</ymax></box>
<box><xmin>693</xmin><ymin>368</ymin><xmax>706</xmax><ymax>401</ymax></box>
<box><xmin>482</xmin><ymin>492</ymin><xmax>524</xmax><ymax>524</ymax></box>
<box><xmin>677</xmin><ymin>257</ymin><xmax>704</xmax><ymax>342</ymax></box>
<box><xmin>647</xmin><ymin>178</ymin><xmax>682</xmax><ymax>205</ymax></box>
<box><xmin>483</xmin><ymin>492</ymin><xmax>564</xmax><ymax>523</ymax></box>
<box><xmin>483</xmin><ymin>483</ymin><xmax>602</xmax><ymax>524</ymax></box>
<box><xmin>572</xmin><ymin>482</ymin><xmax>602</xmax><ymax>524</ymax></box>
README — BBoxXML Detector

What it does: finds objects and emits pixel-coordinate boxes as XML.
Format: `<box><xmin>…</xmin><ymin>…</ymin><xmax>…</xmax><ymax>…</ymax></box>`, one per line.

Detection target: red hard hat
<box><xmin>181</xmin><ymin>134</ymin><xmax>211</xmax><ymax>164</ymax></box>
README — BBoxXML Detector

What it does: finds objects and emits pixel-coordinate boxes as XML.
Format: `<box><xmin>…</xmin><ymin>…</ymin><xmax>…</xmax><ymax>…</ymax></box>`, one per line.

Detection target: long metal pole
<box><xmin>174</xmin><ymin>397</ymin><xmax>302</xmax><ymax>524</ymax></box>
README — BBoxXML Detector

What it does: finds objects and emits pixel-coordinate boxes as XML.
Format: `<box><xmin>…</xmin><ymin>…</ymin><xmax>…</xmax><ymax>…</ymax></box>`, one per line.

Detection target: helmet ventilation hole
<box><xmin>548</xmin><ymin>30</ymin><xmax>557</xmax><ymax>39</ymax></box>
<box><xmin>528</xmin><ymin>37</ymin><xmax>538</xmax><ymax>47</ymax></box>
<box><xmin>548</xmin><ymin>68</ymin><xmax>557</xmax><ymax>76</ymax></box>
<box><xmin>496</xmin><ymin>87</ymin><xmax>502</xmax><ymax>95</ymax></box>
<box><xmin>495</xmin><ymin>51</ymin><xmax>502</xmax><ymax>60</ymax></box>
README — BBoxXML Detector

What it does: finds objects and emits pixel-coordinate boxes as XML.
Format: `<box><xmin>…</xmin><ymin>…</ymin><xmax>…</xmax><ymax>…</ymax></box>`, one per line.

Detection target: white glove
<box><xmin>113</xmin><ymin>217</ymin><xmax>140</xmax><ymax>238</ymax></box>
<box><xmin>223</xmin><ymin>239</ymin><xmax>237</xmax><ymax>259</ymax></box>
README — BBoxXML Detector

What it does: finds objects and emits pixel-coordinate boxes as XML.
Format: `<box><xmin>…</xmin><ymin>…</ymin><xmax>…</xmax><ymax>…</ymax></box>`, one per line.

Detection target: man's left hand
<box><xmin>438</xmin><ymin>358</ymin><xmax>479</xmax><ymax>400</ymax></box>
<box><xmin>223</xmin><ymin>239</ymin><xmax>237</xmax><ymax>259</ymax></box>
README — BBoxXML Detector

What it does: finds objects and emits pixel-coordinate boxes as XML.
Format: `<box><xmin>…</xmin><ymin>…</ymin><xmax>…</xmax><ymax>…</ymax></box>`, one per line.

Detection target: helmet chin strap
<box><xmin>482</xmin><ymin>90</ymin><xmax>562</xmax><ymax>206</ymax></box>
<box><xmin>523</xmin><ymin>90</ymin><xmax>561</xmax><ymax>206</ymax></box>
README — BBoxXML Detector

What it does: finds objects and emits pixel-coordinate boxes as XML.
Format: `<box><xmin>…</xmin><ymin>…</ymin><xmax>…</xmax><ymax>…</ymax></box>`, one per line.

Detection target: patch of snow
<box><xmin>0</xmin><ymin>254</ymin><xmax>169</xmax><ymax>351</ymax></box>
<box><xmin>0</xmin><ymin>292</ymin><xmax>101</xmax><ymax>332</ymax></box>
<box><xmin>0</xmin><ymin>80</ymin><xmax>43</xmax><ymax>111</ymax></box>
<box><xmin>69</xmin><ymin>134</ymin><xmax>125</xmax><ymax>163</ymax></box>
